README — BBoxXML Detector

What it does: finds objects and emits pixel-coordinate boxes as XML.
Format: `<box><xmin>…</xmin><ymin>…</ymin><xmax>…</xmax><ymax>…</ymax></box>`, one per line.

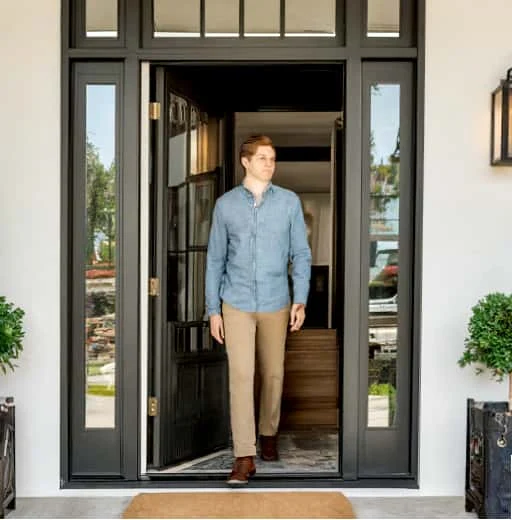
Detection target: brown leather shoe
<box><xmin>260</xmin><ymin>435</ymin><xmax>279</xmax><ymax>461</ymax></box>
<box><xmin>226</xmin><ymin>456</ymin><xmax>256</xmax><ymax>486</ymax></box>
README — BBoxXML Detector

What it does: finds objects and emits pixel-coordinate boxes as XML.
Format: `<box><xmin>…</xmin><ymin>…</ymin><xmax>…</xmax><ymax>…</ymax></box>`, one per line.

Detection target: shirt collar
<box><xmin>240</xmin><ymin>181</ymin><xmax>274</xmax><ymax>199</ymax></box>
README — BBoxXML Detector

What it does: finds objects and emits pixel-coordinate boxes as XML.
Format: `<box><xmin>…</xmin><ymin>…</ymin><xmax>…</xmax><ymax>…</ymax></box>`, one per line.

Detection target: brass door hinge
<box><xmin>149</xmin><ymin>102</ymin><xmax>161</xmax><ymax>120</ymax></box>
<box><xmin>149</xmin><ymin>277</ymin><xmax>160</xmax><ymax>296</ymax></box>
<box><xmin>336</xmin><ymin>112</ymin><xmax>344</xmax><ymax>130</ymax></box>
<box><xmin>148</xmin><ymin>396</ymin><xmax>158</xmax><ymax>417</ymax></box>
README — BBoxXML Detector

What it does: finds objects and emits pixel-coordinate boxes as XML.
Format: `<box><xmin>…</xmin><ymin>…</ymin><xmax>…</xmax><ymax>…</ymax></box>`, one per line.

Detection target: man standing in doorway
<box><xmin>205</xmin><ymin>135</ymin><xmax>312</xmax><ymax>485</ymax></box>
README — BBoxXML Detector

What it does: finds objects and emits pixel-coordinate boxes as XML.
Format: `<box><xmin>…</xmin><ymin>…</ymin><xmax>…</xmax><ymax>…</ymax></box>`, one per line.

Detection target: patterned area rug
<box><xmin>162</xmin><ymin>431</ymin><xmax>339</xmax><ymax>473</ymax></box>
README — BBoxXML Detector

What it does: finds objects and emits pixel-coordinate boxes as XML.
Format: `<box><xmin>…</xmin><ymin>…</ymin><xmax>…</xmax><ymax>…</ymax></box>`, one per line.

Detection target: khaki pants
<box><xmin>222</xmin><ymin>302</ymin><xmax>290</xmax><ymax>458</ymax></box>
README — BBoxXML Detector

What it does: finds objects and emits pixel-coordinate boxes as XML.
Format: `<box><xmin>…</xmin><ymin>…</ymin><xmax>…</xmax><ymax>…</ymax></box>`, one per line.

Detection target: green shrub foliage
<box><xmin>0</xmin><ymin>296</ymin><xmax>25</xmax><ymax>373</ymax></box>
<box><xmin>458</xmin><ymin>292</ymin><xmax>512</xmax><ymax>381</ymax></box>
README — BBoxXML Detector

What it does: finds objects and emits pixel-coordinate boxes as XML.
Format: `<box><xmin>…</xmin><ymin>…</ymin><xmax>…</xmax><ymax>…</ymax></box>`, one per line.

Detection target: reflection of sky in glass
<box><xmin>84</xmin><ymin>83</ymin><xmax>398</xmax><ymax>171</ymax></box>
<box><xmin>86</xmin><ymin>85</ymin><xmax>115</xmax><ymax>167</ymax></box>
<box><xmin>371</xmin><ymin>84</ymin><xmax>400</xmax><ymax>165</ymax></box>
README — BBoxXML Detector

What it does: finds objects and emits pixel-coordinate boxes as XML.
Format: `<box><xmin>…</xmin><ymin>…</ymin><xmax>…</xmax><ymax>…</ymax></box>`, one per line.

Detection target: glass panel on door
<box><xmin>187</xmin><ymin>251</ymin><xmax>207</xmax><ymax>322</ymax></box>
<box><xmin>190</xmin><ymin>106</ymin><xmax>200</xmax><ymax>175</ymax></box>
<box><xmin>168</xmin><ymin>94</ymin><xmax>188</xmax><ymax>187</ymax></box>
<box><xmin>367</xmin><ymin>83</ymin><xmax>400</xmax><ymax>428</ymax></box>
<box><xmin>188</xmin><ymin>177</ymin><xmax>216</xmax><ymax>247</ymax></box>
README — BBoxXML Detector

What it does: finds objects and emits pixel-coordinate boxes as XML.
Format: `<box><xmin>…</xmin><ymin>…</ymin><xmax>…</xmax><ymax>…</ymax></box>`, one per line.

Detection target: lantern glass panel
<box><xmin>493</xmin><ymin>88</ymin><xmax>502</xmax><ymax>163</ymax></box>
<box><xmin>508</xmin><ymin>87</ymin><xmax>512</xmax><ymax>159</ymax></box>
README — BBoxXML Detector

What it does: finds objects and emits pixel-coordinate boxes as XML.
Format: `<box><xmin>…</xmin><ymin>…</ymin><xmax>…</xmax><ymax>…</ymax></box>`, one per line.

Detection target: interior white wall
<box><xmin>298</xmin><ymin>194</ymin><xmax>331</xmax><ymax>265</ymax></box>
<box><xmin>0</xmin><ymin>0</ymin><xmax>61</xmax><ymax>497</ymax></box>
<box><xmin>421</xmin><ymin>0</ymin><xmax>512</xmax><ymax>495</ymax></box>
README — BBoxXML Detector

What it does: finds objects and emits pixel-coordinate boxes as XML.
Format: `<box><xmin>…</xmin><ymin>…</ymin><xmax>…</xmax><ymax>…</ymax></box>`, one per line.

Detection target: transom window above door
<box><xmin>153</xmin><ymin>0</ymin><xmax>336</xmax><ymax>38</ymax></box>
<box><xmin>367</xmin><ymin>0</ymin><xmax>400</xmax><ymax>38</ymax></box>
<box><xmin>77</xmin><ymin>0</ymin><xmax>415</xmax><ymax>48</ymax></box>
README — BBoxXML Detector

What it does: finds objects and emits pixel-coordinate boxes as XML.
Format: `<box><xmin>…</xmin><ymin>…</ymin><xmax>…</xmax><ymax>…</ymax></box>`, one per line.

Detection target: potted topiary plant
<box><xmin>458</xmin><ymin>292</ymin><xmax>512</xmax><ymax>519</ymax></box>
<box><xmin>0</xmin><ymin>296</ymin><xmax>25</xmax><ymax>374</ymax></box>
<box><xmin>0</xmin><ymin>296</ymin><xmax>23</xmax><ymax>517</ymax></box>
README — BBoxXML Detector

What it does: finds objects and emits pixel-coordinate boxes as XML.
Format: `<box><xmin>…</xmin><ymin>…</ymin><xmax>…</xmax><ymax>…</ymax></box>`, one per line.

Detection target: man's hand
<box><xmin>290</xmin><ymin>303</ymin><xmax>306</xmax><ymax>332</ymax></box>
<box><xmin>209</xmin><ymin>314</ymin><xmax>225</xmax><ymax>344</ymax></box>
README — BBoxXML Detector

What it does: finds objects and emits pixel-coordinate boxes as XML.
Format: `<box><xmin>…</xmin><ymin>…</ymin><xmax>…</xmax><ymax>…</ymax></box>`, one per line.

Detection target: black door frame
<box><xmin>143</xmin><ymin>61</ymin><xmax>346</xmax><ymax>481</ymax></box>
<box><xmin>61</xmin><ymin>0</ymin><xmax>425</xmax><ymax>488</ymax></box>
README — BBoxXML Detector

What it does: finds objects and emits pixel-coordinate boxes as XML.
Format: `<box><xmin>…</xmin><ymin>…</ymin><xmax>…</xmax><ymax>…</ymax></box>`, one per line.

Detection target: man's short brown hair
<box><xmin>239</xmin><ymin>135</ymin><xmax>275</xmax><ymax>164</ymax></box>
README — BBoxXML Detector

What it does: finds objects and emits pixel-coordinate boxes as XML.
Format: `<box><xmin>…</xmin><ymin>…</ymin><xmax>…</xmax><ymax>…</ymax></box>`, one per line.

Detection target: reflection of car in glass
<box><xmin>100</xmin><ymin>361</ymin><xmax>115</xmax><ymax>388</ymax></box>
<box><xmin>369</xmin><ymin>325</ymin><xmax>397</xmax><ymax>358</ymax></box>
<box><xmin>369</xmin><ymin>293</ymin><xmax>397</xmax><ymax>314</ymax></box>
<box><xmin>369</xmin><ymin>244</ymin><xmax>398</xmax><ymax>313</ymax></box>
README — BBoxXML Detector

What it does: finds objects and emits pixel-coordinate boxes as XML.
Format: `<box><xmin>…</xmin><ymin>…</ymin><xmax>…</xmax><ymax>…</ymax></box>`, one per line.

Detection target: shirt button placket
<box><xmin>253</xmin><ymin>200</ymin><xmax>257</xmax><ymax>310</ymax></box>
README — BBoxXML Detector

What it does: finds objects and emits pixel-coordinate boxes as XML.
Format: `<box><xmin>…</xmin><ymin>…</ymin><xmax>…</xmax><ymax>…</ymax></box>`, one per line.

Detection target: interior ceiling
<box><xmin>269</xmin><ymin>162</ymin><xmax>332</xmax><ymax>193</ymax></box>
<box><xmin>236</xmin><ymin>112</ymin><xmax>339</xmax><ymax>137</ymax></box>
<box><xmin>235</xmin><ymin>112</ymin><xmax>339</xmax><ymax>193</ymax></box>
<box><xmin>169</xmin><ymin>64</ymin><xmax>343</xmax><ymax>113</ymax></box>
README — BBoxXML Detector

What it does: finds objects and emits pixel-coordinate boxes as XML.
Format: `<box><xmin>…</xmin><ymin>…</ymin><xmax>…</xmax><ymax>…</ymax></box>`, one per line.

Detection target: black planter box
<box><xmin>465</xmin><ymin>398</ymin><xmax>511</xmax><ymax>519</ymax></box>
<box><xmin>0</xmin><ymin>398</ymin><xmax>15</xmax><ymax>518</ymax></box>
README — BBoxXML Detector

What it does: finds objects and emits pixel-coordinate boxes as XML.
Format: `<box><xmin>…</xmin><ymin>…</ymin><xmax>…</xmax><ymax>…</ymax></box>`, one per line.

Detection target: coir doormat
<box><xmin>122</xmin><ymin>491</ymin><xmax>356</xmax><ymax>518</ymax></box>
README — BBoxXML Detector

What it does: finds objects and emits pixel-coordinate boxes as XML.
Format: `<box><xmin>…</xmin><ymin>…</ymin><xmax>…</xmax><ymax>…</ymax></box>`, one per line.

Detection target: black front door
<box><xmin>148</xmin><ymin>67</ymin><xmax>231</xmax><ymax>468</ymax></box>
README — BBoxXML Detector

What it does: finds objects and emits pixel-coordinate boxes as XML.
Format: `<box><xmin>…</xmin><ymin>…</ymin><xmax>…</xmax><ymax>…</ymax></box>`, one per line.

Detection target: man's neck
<box><xmin>242</xmin><ymin>175</ymin><xmax>269</xmax><ymax>199</ymax></box>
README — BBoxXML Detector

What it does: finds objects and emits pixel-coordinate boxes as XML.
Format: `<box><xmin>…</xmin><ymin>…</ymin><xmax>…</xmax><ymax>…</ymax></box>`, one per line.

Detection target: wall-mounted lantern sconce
<box><xmin>491</xmin><ymin>68</ymin><xmax>512</xmax><ymax>165</ymax></box>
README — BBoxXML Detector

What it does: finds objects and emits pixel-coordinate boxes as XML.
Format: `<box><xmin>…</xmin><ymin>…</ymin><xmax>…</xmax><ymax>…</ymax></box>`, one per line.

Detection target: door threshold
<box><xmin>63</xmin><ymin>476</ymin><xmax>418</xmax><ymax>489</ymax></box>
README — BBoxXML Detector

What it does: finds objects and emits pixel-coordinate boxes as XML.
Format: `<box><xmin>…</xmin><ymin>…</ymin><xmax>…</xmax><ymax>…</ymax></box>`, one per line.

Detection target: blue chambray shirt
<box><xmin>205</xmin><ymin>183</ymin><xmax>312</xmax><ymax>316</ymax></box>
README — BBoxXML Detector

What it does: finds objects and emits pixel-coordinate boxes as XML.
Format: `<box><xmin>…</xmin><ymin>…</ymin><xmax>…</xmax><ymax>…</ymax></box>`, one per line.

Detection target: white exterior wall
<box><xmin>0</xmin><ymin>0</ymin><xmax>61</xmax><ymax>497</ymax></box>
<box><xmin>1</xmin><ymin>0</ymin><xmax>512</xmax><ymax>497</ymax></box>
<box><xmin>421</xmin><ymin>0</ymin><xmax>512</xmax><ymax>495</ymax></box>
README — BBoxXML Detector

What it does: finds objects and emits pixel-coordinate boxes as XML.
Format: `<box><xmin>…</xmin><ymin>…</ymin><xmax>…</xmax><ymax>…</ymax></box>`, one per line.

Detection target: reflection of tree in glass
<box><xmin>86</xmin><ymin>138</ymin><xmax>116</xmax><ymax>266</ymax></box>
<box><xmin>370</xmin><ymin>134</ymin><xmax>400</xmax><ymax>216</ymax></box>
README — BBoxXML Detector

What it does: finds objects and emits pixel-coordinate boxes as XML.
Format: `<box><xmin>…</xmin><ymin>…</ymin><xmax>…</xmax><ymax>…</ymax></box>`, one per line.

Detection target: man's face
<box><xmin>242</xmin><ymin>145</ymin><xmax>276</xmax><ymax>183</ymax></box>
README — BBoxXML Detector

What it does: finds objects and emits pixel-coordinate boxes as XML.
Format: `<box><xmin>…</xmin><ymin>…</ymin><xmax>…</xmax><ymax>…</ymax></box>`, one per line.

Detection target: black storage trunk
<box><xmin>466</xmin><ymin>398</ymin><xmax>511</xmax><ymax>519</ymax></box>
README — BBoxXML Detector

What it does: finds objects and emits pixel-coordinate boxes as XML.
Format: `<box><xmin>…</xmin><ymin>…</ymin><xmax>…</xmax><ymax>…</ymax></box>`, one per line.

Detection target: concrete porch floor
<box><xmin>7</xmin><ymin>496</ymin><xmax>476</xmax><ymax>518</ymax></box>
